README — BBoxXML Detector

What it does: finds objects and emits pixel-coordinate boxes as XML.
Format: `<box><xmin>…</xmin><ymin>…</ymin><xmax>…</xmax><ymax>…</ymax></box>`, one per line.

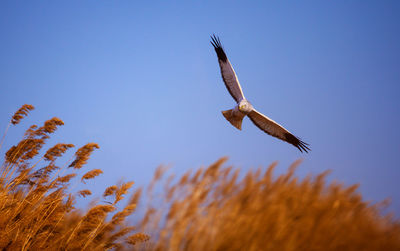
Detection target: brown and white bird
<box><xmin>211</xmin><ymin>35</ymin><xmax>310</xmax><ymax>153</ymax></box>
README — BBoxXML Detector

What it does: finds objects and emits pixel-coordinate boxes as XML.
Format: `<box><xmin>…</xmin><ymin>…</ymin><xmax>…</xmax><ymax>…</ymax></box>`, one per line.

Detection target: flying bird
<box><xmin>210</xmin><ymin>35</ymin><xmax>310</xmax><ymax>153</ymax></box>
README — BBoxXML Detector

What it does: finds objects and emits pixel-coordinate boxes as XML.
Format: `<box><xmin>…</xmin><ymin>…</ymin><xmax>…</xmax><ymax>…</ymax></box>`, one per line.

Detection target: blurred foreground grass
<box><xmin>1</xmin><ymin>105</ymin><xmax>399</xmax><ymax>251</ymax></box>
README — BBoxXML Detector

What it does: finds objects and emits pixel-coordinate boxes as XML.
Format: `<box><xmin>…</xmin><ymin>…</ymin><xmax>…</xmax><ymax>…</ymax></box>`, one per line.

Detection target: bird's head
<box><xmin>238</xmin><ymin>100</ymin><xmax>253</xmax><ymax>113</ymax></box>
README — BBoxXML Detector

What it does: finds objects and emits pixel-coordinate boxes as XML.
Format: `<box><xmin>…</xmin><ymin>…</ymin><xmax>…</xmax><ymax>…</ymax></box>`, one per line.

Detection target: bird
<box><xmin>210</xmin><ymin>35</ymin><xmax>310</xmax><ymax>153</ymax></box>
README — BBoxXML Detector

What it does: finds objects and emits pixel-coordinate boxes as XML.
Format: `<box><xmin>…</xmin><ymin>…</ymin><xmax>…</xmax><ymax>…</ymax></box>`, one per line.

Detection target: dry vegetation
<box><xmin>137</xmin><ymin>159</ymin><xmax>400</xmax><ymax>251</ymax></box>
<box><xmin>0</xmin><ymin>105</ymin><xmax>147</xmax><ymax>250</ymax></box>
<box><xmin>1</xmin><ymin>105</ymin><xmax>400</xmax><ymax>251</ymax></box>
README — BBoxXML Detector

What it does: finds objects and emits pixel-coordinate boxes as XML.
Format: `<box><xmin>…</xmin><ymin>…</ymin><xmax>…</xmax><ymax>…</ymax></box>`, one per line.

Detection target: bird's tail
<box><xmin>222</xmin><ymin>108</ymin><xmax>246</xmax><ymax>130</ymax></box>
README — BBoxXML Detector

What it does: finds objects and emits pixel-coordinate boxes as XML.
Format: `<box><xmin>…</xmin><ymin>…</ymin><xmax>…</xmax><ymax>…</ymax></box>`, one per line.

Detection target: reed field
<box><xmin>0</xmin><ymin>105</ymin><xmax>147</xmax><ymax>250</ymax></box>
<box><xmin>1</xmin><ymin>105</ymin><xmax>400</xmax><ymax>251</ymax></box>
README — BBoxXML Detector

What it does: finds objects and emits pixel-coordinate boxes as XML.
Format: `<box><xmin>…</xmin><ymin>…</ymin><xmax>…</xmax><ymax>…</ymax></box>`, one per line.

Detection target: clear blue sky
<box><xmin>1</xmin><ymin>1</ymin><xmax>399</xmax><ymax>213</ymax></box>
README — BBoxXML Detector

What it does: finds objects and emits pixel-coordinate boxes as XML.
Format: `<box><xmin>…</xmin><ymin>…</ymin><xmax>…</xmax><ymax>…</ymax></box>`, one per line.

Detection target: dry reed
<box><xmin>0</xmin><ymin>105</ymin><xmax>148</xmax><ymax>250</ymax></box>
<box><xmin>81</xmin><ymin>169</ymin><xmax>103</xmax><ymax>183</ymax></box>
<box><xmin>137</xmin><ymin>159</ymin><xmax>400</xmax><ymax>251</ymax></box>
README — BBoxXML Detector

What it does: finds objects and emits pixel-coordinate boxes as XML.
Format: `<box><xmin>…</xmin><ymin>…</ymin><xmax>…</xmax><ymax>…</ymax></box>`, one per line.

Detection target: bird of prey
<box><xmin>210</xmin><ymin>35</ymin><xmax>310</xmax><ymax>153</ymax></box>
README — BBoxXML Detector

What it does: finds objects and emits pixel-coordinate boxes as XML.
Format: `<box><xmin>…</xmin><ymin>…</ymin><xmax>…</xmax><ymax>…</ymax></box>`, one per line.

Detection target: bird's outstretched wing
<box><xmin>248</xmin><ymin>109</ymin><xmax>310</xmax><ymax>153</ymax></box>
<box><xmin>210</xmin><ymin>35</ymin><xmax>245</xmax><ymax>103</ymax></box>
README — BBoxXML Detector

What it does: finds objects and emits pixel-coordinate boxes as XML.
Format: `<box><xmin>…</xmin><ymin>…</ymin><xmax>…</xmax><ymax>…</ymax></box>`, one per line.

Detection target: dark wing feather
<box><xmin>210</xmin><ymin>34</ymin><xmax>245</xmax><ymax>103</ymax></box>
<box><xmin>248</xmin><ymin>109</ymin><xmax>310</xmax><ymax>153</ymax></box>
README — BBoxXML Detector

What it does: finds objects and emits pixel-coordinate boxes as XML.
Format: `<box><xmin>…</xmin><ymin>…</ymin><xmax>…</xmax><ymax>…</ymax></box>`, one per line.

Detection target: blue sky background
<box><xmin>1</xmin><ymin>1</ymin><xmax>399</xmax><ymax>213</ymax></box>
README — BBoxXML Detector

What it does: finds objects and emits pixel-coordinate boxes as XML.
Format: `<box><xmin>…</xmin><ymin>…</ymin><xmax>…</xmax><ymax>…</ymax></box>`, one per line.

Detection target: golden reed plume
<box><xmin>11</xmin><ymin>104</ymin><xmax>34</xmax><ymax>125</ymax></box>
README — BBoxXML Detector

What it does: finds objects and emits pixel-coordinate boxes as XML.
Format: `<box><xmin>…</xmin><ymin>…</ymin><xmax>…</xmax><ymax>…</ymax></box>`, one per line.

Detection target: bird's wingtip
<box><xmin>210</xmin><ymin>34</ymin><xmax>227</xmax><ymax>62</ymax></box>
<box><xmin>297</xmin><ymin>139</ymin><xmax>310</xmax><ymax>153</ymax></box>
<box><xmin>284</xmin><ymin>133</ymin><xmax>310</xmax><ymax>153</ymax></box>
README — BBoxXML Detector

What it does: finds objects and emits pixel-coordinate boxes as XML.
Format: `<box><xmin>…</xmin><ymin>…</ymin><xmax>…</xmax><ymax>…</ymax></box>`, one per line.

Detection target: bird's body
<box><xmin>211</xmin><ymin>35</ymin><xmax>310</xmax><ymax>153</ymax></box>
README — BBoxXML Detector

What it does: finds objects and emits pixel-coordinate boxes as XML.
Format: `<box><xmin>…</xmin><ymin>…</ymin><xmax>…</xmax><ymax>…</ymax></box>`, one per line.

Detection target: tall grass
<box><xmin>0</xmin><ymin>105</ymin><xmax>147</xmax><ymax>250</ymax></box>
<box><xmin>1</xmin><ymin>105</ymin><xmax>400</xmax><ymax>250</ymax></box>
<box><xmin>137</xmin><ymin>160</ymin><xmax>400</xmax><ymax>250</ymax></box>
